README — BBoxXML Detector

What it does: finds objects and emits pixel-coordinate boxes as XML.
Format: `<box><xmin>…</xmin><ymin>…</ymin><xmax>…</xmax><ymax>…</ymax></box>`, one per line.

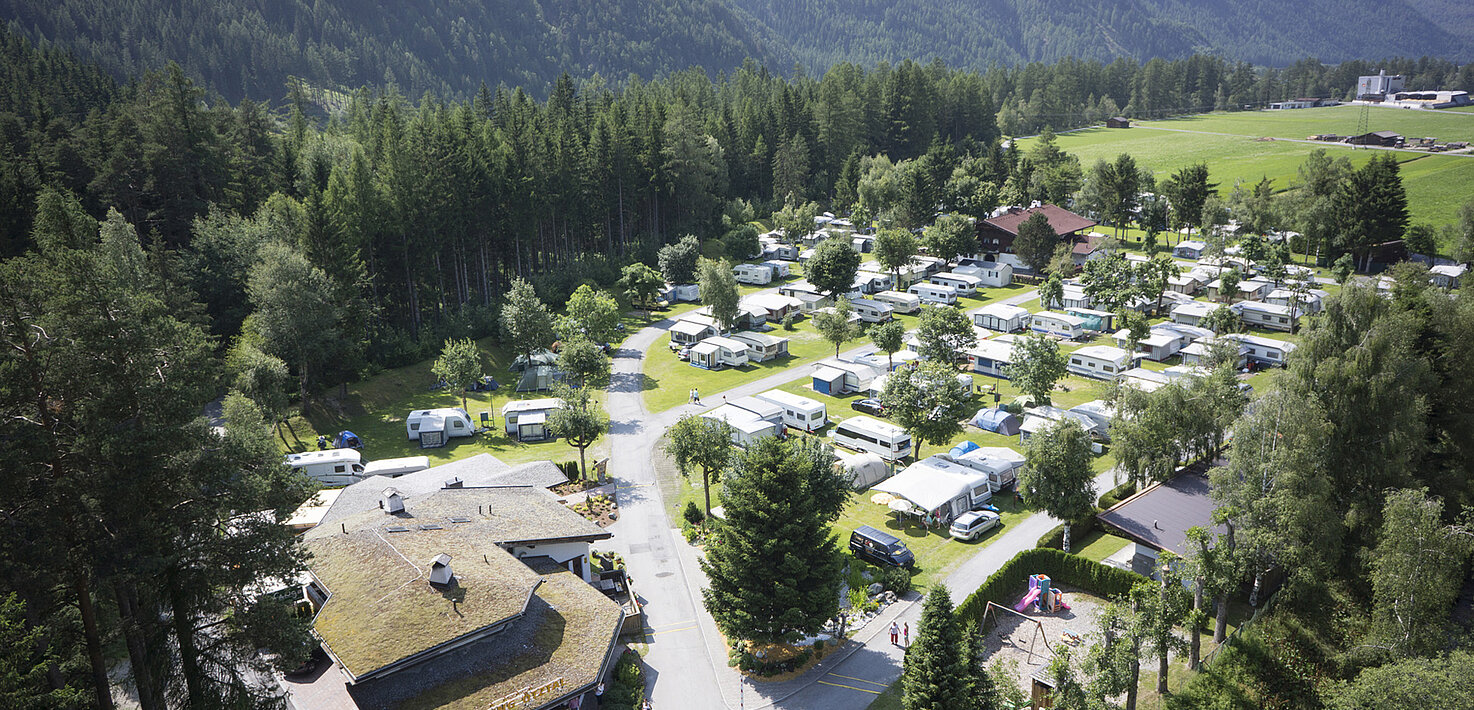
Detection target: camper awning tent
<box><xmin>516</xmin><ymin>365</ymin><xmax>563</xmax><ymax>392</ymax></box>
<box><xmin>672</xmin><ymin>320</ymin><xmax>714</xmax><ymax>338</ymax></box>
<box><xmin>970</xmin><ymin>408</ymin><xmax>1021</xmax><ymax>435</ymax></box>
<box><xmin>836</xmin><ymin>451</ymin><xmax>891</xmax><ymax>489</ymax></box>
<box><xmin>871</xmin><ymin>459</ymin><xmax>987</xmax><ymax>514</ymax></box>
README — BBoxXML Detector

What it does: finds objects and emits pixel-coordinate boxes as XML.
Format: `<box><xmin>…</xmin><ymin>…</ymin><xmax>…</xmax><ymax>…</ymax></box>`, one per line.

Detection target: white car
<box><xmin>950</xmin><ymin>510</ymin><xmax>1002</xmax><ymax>541</ymax></box>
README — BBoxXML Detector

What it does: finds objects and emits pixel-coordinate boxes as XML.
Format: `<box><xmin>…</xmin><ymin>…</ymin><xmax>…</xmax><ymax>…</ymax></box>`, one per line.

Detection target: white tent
<box><xmin>835</xmin><ymin>450</ymin><xmax>891</xmax><ymax>489</ymax></box>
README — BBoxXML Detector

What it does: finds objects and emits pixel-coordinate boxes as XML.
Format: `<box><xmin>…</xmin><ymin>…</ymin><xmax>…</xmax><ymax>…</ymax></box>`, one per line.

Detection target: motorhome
<box><xmin>928</xmin><ymin>271</ymin><xmax>984</xmax><ymax>296</ymax></box>
<box><xmin>405</xmin><ymin>408</ymin><xmax>475</xmax><ymax>448</ymax></box>
<box><xmin>285</xmin><ymin>449</ymin><xmax>365</xmax><ymax>486</ymax></box>
<box><xmin>851</xmin><ymin>298</ymin><xmax>895</xmax><ymax>323</ymax></box>
<box><xmin>830</xmin><ymin>415</ymin><xmax>913</xmax><ymax>461</ymax></box>
<box><xmin>755</xmin><ymin>389</ymin><xmax>828</xmax><ymax>432</ymax></box>
<box><xmin>1029</xmin><ymin>311</ymin><xmax>1088</xmax><ymax>339</ymax></box>
<box><xmin>873</xmin><ymin>290</ymin><xmax>921</xmax><ymax>314</ymax></box>
<box><xmin>732</xmin><ymin>263</ymin><xmax>773</xmax><ymax>285</ymax></box>
<box><xmin>1066</xmin><ymin>345</ymin><xmax>1133</xmax><ymax>380</ymax></box>
<box><xmin>909</xmin><ymin>282</ymin><xmax>959</xmax><ymax>305</ymax></box>
<box><xmin>973</xmin><ymin>303</ymin><xmax>1030</xmax><ymax>333</ymax></box>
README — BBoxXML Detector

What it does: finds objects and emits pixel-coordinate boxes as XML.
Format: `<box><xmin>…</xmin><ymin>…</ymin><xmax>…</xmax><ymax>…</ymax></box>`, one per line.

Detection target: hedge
<box><xmin>1035</xmin><ymin>513</ymin><xmax>1101</xmax><ymax>550</ymax></box>
<box><xmin>955</xmin><ymin>548</ymin><xmax>1146</xmax><ymax>628</ymax></box>
<box><xmin>1098</xmin><ymin>480</ymin><xmax>1137</xmax><ymax>510</ymax></box>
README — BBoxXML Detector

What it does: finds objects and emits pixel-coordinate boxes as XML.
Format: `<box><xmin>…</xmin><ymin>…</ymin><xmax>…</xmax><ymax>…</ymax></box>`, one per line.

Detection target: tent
<box><xmin>871</xmin><ymin>457</ymin><xmax>990</xmax><ymax>523</ymax></box>
<box><xmin>949</xmin><ymin>441</ymin><xmax>980</xmax><ymax>458</ymax></box>
<box><xmin>836</xmin><ymin>450</ymin><xmax>891</xmax><ymax>489</ymax></box>
<box><xmin>333</xmin><ymin>430</ymin><xmax>363</xmax><ymax>449</ymax></box>
<box><xmin>511</xmin><ymin>349</ymin><xmax>558</xmax><ymax>372</ymax></box>
<box><xmin>970</xmin><ymin>408</ymin><xmax>1022</xmax><ymax>436</ymax></box>
<box><xmin>516</xmin><ymin>365</ymin><xmax>565</xmax><ymax>392</ymax></box>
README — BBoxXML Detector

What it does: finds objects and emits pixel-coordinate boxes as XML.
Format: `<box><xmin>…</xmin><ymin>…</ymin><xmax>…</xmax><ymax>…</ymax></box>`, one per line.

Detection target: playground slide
<box><xmin>1015</xmin><ymin>588</ymin><xmax>1041</xmax><ymax>612</ymax></box>
<box><xmin>1056</xmin><ymin>599</ymin><xmax>1071</xmax><ymax>611</ymax></box>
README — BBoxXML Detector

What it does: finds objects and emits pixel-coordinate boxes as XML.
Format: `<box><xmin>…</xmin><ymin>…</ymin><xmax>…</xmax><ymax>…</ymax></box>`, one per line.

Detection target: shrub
<box><xmin>1098</xmin><ymin>480</ymin><xmax>1137</xmax><ymax>509</ymax></box>
<box><xmin>956</xmin><ymin>548</ymin><xmax>1145</xmax><ymax>628</ymax></box>
<box><xmin>683</xmin><ymin>500</ymin><xmax>706</xmax><ymax>526</ymax></box>
<box><xmin>882</xmin><ymin>565</ymin><xmax>913</xmax><ymax>596</ymax></box>
<box><xmin>781</xmin><ymin>311</ymin><xmax>796</xmax><ymax>330</ymax></box>
<box><xmin>602</xmin><ymin>649</ymin><xmax>645</xmax><ymax>708</ymax></box>
<box><xmin>1035</xmin><ymin>513</ymin><xmax>1100</xmax><ymax>550</ymax></box>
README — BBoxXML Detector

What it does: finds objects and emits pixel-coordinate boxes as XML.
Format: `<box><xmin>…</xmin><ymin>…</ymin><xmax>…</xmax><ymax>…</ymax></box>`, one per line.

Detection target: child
<box><xmin>903</xmin><ymin>622</ymin><xmax>909</xmax><ymax>647</ymax></box>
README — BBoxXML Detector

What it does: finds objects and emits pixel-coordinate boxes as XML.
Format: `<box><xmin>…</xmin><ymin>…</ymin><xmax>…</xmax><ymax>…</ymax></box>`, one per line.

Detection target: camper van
<box><xmin>755</xmin><ymin>389</ymin><xmax>828</xmax><ymax>431</ymax></box>
<box><xmin>851</xmin><ymin>298</ymin><xmax>895</xmax><ymax>323</ymax></box>
<box><xmin>873</xmin><ymin>290</ymin><xmax>921</xmax><ymax>314</ymax></box>
<box><xmin>1029</xmin><ymin>311</ymin><xmax>1088</xmax><ymax>340</ymax></box>
<box><xmin>831</xmin><ymin>415</ymin><xmax>913</xmax><ymax>461</ymax></box>
<box><xmin>405</xmin><ymin>408</ymin><xmax>475</xmax><ymax>448</ymax></box>
<box><xmin>732</xmin><ymin>263</ymin><xmax>774</xmax><ymax>285</ymax></box>
<box><xmin>929</xmin><ymin>271</ymin><xmax>984</xmax><ymax>295</ymax></box>
<box><xmin>285</xmin><ymin>449</ymin><xmax>365</xmax><ymax>486</ymax></box>
<box><xmin>909</xmin><ymin>282</ymin><xmax>959</xmax><ymax>306</ymax></box>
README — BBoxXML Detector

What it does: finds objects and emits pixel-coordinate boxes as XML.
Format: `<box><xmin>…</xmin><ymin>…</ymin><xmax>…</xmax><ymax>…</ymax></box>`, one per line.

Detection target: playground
<box><xmin>979</xmin><ymin>577</ymin><xmax>1107</xmax><ymax>698</ymax></box>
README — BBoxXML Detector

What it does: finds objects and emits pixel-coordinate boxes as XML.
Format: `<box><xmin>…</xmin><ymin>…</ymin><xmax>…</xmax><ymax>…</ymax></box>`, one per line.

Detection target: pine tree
<box><xmin>901</xmin><ymin>585</ymin><xmax>968</xmax><ymax>710</ymax></box>
<box><xmin>700</xmin><ymin>437</ymin><xmax>844</xmax><ymax>644</ymax></box>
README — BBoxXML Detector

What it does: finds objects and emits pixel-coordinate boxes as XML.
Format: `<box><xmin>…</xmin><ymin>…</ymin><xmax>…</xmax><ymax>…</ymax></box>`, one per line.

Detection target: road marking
<box><xmin>644</xmin><ymin>619</ymin><xmax>696</xmax><ymax>630</ymax></box>
<box><xmin>816</xmin><ymin>679</ymin><xmax>882</xmax><ymax>695</ymax></box>
<box><xmin>643</xmin><ymin>624</ymin><xmax>697</xmax><ymax>636</ymax></box>
<box><xmin>825</xmin><ymin>673</ymin><xmax>889</xmax><ymax>688</ymax></box>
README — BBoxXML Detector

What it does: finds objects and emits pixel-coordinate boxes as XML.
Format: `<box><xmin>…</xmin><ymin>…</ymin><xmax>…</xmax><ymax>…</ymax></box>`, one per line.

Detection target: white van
<box><xmin>830</xmin><ymin>415</ymin><xmax>912</xmax><ymax>461</ymax></box>
<box><xmin>285</xmin><ymin>449</ymin><xmax>365</xmax><ymax>486</ymax></box>
<box><xmin>851</xmin><ymin>298</ymin><xmax>895</xmax><ymax>323</ymax></box>
<box><xmin>909</xmin><ymin>283</ymin><xmax>959</xmax><ymax>306</ymax></box>
<box><xmin>732</xmin><ymin>263</ymin><xmax>774</xmax><ymax>285</ymax></box>
<box><xmin>873</xmin><ymin>290</ymin><xmax>921</xmax><ymax>314</ymax></box>
<box><xmin>755</xmin><ymin>389</ymin><xmax>828</xmax><ymax>431</ymax></box>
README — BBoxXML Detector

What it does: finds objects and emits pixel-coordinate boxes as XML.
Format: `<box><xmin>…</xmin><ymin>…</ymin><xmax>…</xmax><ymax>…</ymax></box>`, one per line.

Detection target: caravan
<box><xmin>732</xmin><ymin>263</ymin><xmax>774</xmax><ymax>285</ymax></box>
<box><xmin>1067</xmin><ymin>345</ymin><xmax>1133</xmax><ymax>380</ymax></box>
<box><xmin>405</xmin><ymin>408</ymin><xmax>475</xmax><ymax>448</ymax></box>
<box><xmin>831</xmin><ymin>416</ymin><xmax>913</xmax><ymax>461</ymax></box>
<box><xmin>701</xmin><ymin>405</ymin><xmax>781</xmax><ymax>448</ymax></box>
<box><xmin>688</xmin><ymin>337</ymin><xmax>751</xmax><ymax>370</ymax></box>
<box><xmin>501</xmin><ymin>398</ymin><xmax>565</xmax><ymax>442</ymax></box>
<box><xmin>929</xmin><ymin>271</ymin><xmax>984</xmax><ymax>295</ymax></box>
<box><xmin>755</xmin><ymin>389</ymin><xmax>828</xmax><ymax>431</ymax></box>
<box><xmin>285</xmin><ymin>449</ymin><xmax>365</xmax><ymax>486</ymax></box>
<box><xmin>1030</xmin><ymin>311</ymin><xmax>1088</xmax><ymax>339</ymax></box>
<box><xmin>973</xmin><ymin>303</ymin><xmax>1029</xmax><ymax>333</ymax></box>
<box><xmin>729</xmin><ymin>331</ymin><xmax>790</xmax><ymax>362</ymax></box>
<box><xmin>873</xmin><ymin>290</ymin><xmax>921</xmax><ymax>314</ymax></box>
<box><xmin>851</xmin><ymin>298</ymin><xmax>895</xmax><ymax>323</ymax></box>
<box><xmin>909</xmin><ymin>282</ymin><xmax>959</xmax><ymax>306</ymax></box>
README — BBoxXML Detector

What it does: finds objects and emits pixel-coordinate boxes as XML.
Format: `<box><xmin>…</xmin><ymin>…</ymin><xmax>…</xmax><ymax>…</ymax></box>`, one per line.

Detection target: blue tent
<box><xmin>949</xmin><ymin>441</ymin><xmax>980</xmax><ymax>458</ymax></box>
<box><xmin>333</xmin><ymin>430</ymin><xmax>363</xmax><ymax>449</ymax></box>
<box><xmin>970</xmin><ymin>408</ymin><xmax>1021</xmax><ymax>436</ymax></box>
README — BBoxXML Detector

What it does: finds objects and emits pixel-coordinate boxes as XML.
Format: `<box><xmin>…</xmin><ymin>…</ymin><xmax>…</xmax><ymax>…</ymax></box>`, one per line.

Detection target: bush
<box><xmin>956</xmin><ymin>548</ymin><xmax>1145</xmax><ymax>628</ymax></box>
<box><xmin>781</xmin><ymin>311</ymin><xmax>796</xmax><ymax>330</ymax></box>
<box><xmin>602</xmin><ymin>649</ymin><xmax>645</xmax><ymax>708</ymax></box>
<box><xmin>1035</xmin><ymin>513</ymin><xmax>1100</xmax><ymax>550</ymax></box>
<box><xmin>1098</xmin><ymin>480</ymin><xmax>1137</xmax><ymax>510</ymax></box>
<box><xmin>881</xmin><ymin>565</ymin><xmax>913</xmax><ymax>596</ymax></box>
<box><xmin>683</xmin><ymin>500</ymin><xmax>706</xmax><ymax>526</ymax></box>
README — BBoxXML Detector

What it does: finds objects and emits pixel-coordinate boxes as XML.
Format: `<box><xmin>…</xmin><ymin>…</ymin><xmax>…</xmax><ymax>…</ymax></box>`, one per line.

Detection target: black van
<box><xmin>849</xmin><ymin>525</ymin><xmax>915</xmax><ymax>568</ymax></box>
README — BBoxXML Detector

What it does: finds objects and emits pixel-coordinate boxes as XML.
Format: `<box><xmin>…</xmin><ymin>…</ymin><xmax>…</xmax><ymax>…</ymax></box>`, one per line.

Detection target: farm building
<box><xmin>1106</xmin><ymin>116</ymin><xmax>1130</xmax><ymax>128</ymax></box>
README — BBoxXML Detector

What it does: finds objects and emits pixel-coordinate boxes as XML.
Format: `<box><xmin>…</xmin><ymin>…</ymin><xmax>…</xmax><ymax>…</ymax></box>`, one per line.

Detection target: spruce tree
<box><xmin>901</xmin><ymin>585</ymin><xmax>968</xmax><ymax>710</ymax></box>
<box><xmin>700</xmin><ymin>437</ymin><xmax>844</xmax><ymax>644</ymax></box>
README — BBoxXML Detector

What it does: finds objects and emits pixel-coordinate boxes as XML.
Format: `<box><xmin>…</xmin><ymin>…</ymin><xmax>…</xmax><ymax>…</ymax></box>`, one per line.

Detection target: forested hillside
<box><xmin>2</xmin><ymin>0</ymin><xmax>1470</xmax><ymax>102</ymax></box>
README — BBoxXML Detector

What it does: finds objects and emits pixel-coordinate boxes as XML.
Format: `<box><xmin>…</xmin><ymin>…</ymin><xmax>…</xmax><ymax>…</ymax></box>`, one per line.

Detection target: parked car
<box><xmin>677</xmin><ymin>347</ymin><xmax>691</xmax><ymax>361</ymax></box>
<box><xmin>849</xmin><ymin>525</ymin><xmax>914</xmax><ymax>568</ymax></box>
<box><xmin>851</xmin><ymin>398</ymin><xmax>886</xmax><ymax>416</ymax></box>
<box><xmin>949</xmin><ymin>510</ymin><xmax>1002</xmax><ymax>541</ymax></box>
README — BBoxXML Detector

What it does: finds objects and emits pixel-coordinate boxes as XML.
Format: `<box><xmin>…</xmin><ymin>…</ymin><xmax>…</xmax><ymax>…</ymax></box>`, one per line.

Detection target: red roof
<box><xmin>1072</xmin><ymin>234</ymin><xmax>1104</xmax><ymax>255</ymax></box>
<box><xmin>982</xmin><ymin>204</ymin><xmax>1097</xmax><ymax>238</ymax></box>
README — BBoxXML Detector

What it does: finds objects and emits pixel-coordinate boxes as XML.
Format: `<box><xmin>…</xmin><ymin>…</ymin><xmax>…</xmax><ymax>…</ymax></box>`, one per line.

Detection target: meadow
<box><xmin>1018</xmin><ymin>106</ymin><xmax>1474</xmax><ymax>233</ymax></box>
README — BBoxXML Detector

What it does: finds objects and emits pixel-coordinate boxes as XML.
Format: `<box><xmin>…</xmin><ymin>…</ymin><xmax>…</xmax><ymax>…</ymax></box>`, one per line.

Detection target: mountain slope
<box><xmin>0</xmin><ymin>0</ymin><xmax>1468</xmax><ymax>102</ymax></box>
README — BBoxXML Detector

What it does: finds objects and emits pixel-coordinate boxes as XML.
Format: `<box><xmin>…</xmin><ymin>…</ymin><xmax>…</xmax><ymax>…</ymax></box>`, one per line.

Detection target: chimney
<box><xmin>428</xmin><ymin>554</ymin><xmax>453</xmax><ymax>585</ymax></box>
<box><xmin>382</xmin><ymin>487</ymin><xmax>404</xmax><ymax>514</ymax></box>
<box><xmin>444</xmin><ymin>476</ymin><xmax>463</xmax><ymax>489</ymax></box>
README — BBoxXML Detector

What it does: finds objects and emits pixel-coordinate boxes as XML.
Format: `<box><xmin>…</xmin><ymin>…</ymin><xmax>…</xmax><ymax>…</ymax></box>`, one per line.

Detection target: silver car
<box><xmin>949</xmin><ymin>510</ymin><xmax>1002</xmax><ymax>541</ymax></box>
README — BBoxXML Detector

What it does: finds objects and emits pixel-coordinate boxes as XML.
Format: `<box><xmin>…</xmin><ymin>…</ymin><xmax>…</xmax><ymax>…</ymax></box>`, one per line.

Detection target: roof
<box><xmin>285</xmin><ymin>489</ymin><xmax>345</xmax><ymax>532</ymax></box>
<box><xmin>982</xmin><ymin>204</ymin><xmax>1097</xmax><ymax>237</ymax></box>
<box><xmin>702</xmin><ymin>404</ymin><xmax>778</xmax><ymax>435</ymax></box>
<box><xmin>728</xmin><ymin>396</ymin><xmax>782</xmax><ymax>420</ymax></box>
<box><xmin>1222</xmin><ymin>333</ymin><xmax>1298</xmax><ymax>352</ymax></box>
<box><xmin>501</xmin><ymin>398</ymin><xmax>564</xmax><ymax>415</ymax></box>
<box><xmin>1431</xmin><ymin>263</ymin><xmax>1467</xmax><ymax>277</ymax></box>
<box><xmin>671</xmin><ymin>320</ymin><xmax>715</xmax><ymax>336</ymax></box>
<box><xmin>702</xmin><ymin>336</ymin><xmax>751</xmax><ymax>351</ymax></box>
<box><xmin>1174</xmin><ymin>240</ymin><xmax>1207</xmax><ymax>251</ymax></box>
<box><xmin>836</xmin><ymin>415</ymin><xmax>908</xmax><ymax>437</ymax></box>
<box><xmin>745</xmin><ymin>293</ymin><xmax>803</xmax><ymax>311</ymax></box>
<box><xmin>730</xmin><ymin>331</ymin><xmax>788</xmax><ymax>347</ymax></box>
<box><xmin>1071</xmin><ymin>234</ymin><xmax>1105</xmax><ymax>256</ymax></box>
<box><xmin>932</xmin><ymin>271</ymin><xmax>984</xmax><ymax>285</ymax></box>
<box><xmin>967</xmin><ymin>338</ymin><xmax>1016</xmax><ymax>362</ymax></box>
<box><xmin>977</xmin><ymin>303</ymin><xmax>1029</xmax><ymax>320</ymax></box>
<box><xmin>689</xmin><ymin>341</ymin><xmax>721</xmax><ymax>355</ymax></box>
<box><xmin>1072</xmin><ymin>345</ymin><xmax>1130</xmax><ymax>362</ymax></box>
<box><xmin>286</xmin><ymin>448</ymin><xmax>362</xmax><ymax>466</ymax></box>
<box><xmin>305</xmin><ymin>523</ymin><xmax>543</xmax><ymax>680</ymax></box>
<box><xmin>757</xmin><ymin>389</ymin><xmax>824</xmax><ymax>410</ymax></box>
<box><xmin>813</xmin><ymin>365</ymin><xmax>846</xmax><ymax>383</ymax></box>
<box><xmin>1232</xmin><ymin>301</ymin><xmax>1293</xmax><ymax>316</ymax></box>
<box><xmin>1172</xmin><ymin>301</ymin><xmax>1223</xmax><ymax>317</ymax></box>
<box><xmin>341</xmin><ymin>559</ymin><xmax>624</xmax><ymax>710</ymax></box>
<box><xmin>1032</xmin><ymin>311</ymin><xmax>1088</xmax><ymax>327</ymax></box>
<box><xmin>1097</xmin><ymin>471</ymin><xmax>1225</xmax><ymax>558</ymax></box>
<box><xmin>871</xmin><ymin>457</ymin><xmax>988</xmax><ymax>512</ymax></box>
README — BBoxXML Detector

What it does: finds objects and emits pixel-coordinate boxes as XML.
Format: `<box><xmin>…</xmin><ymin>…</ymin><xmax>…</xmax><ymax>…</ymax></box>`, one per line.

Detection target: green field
<box><xmin>1019</xmin><ymin>107</ymin><xmax>1474</xmax><ymax>230</ymax></box>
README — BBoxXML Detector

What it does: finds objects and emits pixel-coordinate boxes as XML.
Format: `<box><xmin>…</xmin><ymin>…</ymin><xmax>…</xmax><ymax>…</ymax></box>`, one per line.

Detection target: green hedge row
<box><xmin>955</xmin><ymin>548</ymin><xmax>1146</xmax><ymax>627</ymax></box>
<box><xmin>1098</xmin><ymin>480</ymin><xmax>1137</xmax><ymax>510</ymax></box>
<box><xmin>1035</xmin><ymin>513</ymin><xmax>1101</xmax><ymax>550</ymax></box>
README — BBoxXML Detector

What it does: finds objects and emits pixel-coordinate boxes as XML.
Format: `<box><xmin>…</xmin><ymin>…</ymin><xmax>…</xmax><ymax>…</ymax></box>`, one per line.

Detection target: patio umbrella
<box><xmin>870</xmin><ymin>492</ymin><xmax>896</xmax><ymax>505</ymax></box>
<box><xmin>888</xmin><ymin>498</ymin><xmax>915</xmax><ymax>514</ymax></box>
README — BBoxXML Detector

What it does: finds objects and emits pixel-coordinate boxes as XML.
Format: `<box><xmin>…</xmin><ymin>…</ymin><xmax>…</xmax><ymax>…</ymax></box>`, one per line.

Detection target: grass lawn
<box><xmin>642</xmin><ymin>323</ymin><xmax>867</xmax><ymax>413</ymax></box>
<box><xmin>836</xmin><ymin>489</ymin><xmax>1035</xmax><ymax>590</ymax></box>
<box><xmin>1016</xmin><ymin>107</ymin><xmax>1474</xmax><ymax>235</ymax></box>
<box><xmin>1073</xmin><ymin>529</ymin><xmax>1133</xmax><ymax>563</ymax></box>
<box><xmin>280</xmin><ymin>337</ymin><xmax>600</xmax><ymax>468</ymax></box>
<box><xmin>865</xmin><ymin>685</ymin><xmax>902</xmax><ymax>710</ymax></box>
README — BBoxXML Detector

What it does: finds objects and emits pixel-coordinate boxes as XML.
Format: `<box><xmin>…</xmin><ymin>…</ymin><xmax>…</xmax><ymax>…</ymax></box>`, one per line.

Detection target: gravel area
<box><xmin>981</xmin><ymin>586</ymin><xmax>1104</xmax><ymax>697</ymax></box>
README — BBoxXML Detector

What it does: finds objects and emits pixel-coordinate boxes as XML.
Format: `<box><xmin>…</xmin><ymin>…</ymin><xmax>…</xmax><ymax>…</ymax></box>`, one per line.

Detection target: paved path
<box><xmin>602</xmin><ymin>285</ymin><xmax>1080</xmax><ymax>710</ymax></box>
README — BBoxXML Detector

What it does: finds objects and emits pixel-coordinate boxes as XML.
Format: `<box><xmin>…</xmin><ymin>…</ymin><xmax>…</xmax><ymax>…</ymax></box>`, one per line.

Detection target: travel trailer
<box><xmin>405</xmin><ymin>408</ymin><xmax>475</xmax><ymax>448</ymax></box>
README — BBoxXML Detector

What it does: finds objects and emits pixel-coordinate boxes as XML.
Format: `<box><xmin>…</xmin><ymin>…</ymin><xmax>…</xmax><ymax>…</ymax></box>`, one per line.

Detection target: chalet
<box><xmin>293</xmin><ymin>476</ymin><xmax>622</xmax><ymax>710</ymax></box>
<box><xmin>976</xmin><ymin>204</ymin><xmax>1097</xmax><ymax>268</ymax></box>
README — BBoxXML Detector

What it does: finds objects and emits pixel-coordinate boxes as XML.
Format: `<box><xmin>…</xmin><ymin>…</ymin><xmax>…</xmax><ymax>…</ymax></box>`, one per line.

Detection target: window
<box><xmin>410</xmin><ymin>422</ymin><xmax>420</xmax><ymax>431</ymax></box>
<box><xmin>452</xmin><ymin>420</ymin><xmax>464</xmax><ymax>428</ymax></box>
<box><xmin>1071</xmin><ymin>358</ymin><xmax>1082</xmax><ymax>365</ymax></box>
<box><xmin>1103</xmin><ymin>365</ymin><xmax>1115</xmax><ymax>372</ymax></box>
<box><xmin>333</xmin><ymin>465</ymin><xmax>345</xmax><ymax>473</ymax></box>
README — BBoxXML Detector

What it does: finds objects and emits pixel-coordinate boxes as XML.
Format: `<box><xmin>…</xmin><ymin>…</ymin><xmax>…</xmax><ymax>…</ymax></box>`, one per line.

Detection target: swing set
<box><xmin>979</xmin><ymin>602</ymin><xmax>1058</xmax><ymax>665</ymax></box>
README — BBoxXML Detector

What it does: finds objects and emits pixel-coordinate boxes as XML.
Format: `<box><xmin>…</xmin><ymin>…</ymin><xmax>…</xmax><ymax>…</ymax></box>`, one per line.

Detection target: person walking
<box><xmin>890</xmin><ymin>621</ymin><xmax>899</xmax><ymax>645</ymax></box>
<box><xmin>693</xmin><ymin>387</ymin><xmax>700</xmax><ymax>405</ymax></box>
<box><xmin>903</xmin><ymin>622</ymin><xmax>909</xmax><ymax>648</ymax></box>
